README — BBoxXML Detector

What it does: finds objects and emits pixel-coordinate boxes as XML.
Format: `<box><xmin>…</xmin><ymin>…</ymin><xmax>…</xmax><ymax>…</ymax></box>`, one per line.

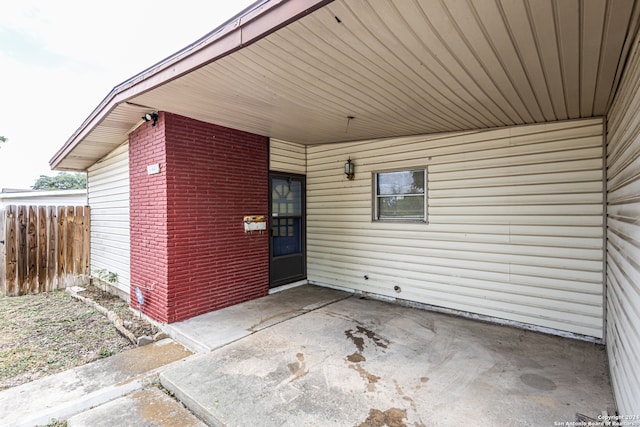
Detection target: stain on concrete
<box><xmin>393</xmin><ymin>379</ymin><xmax>417</xmax><ymax>412</ymax></box>
<box><xmin>531</xmin><ymin>395</ymin><xmax>562</xmax><ymax>407</ymax></box>
<box><xmin>419</xmin><ymin>377</ymin><xmax>429</xmax><ymax>383</ymax></box>
<box><xmin>413</xmin><ymin>317</ymin><xmax>435</xmax><ymax>333</ymax></box>
<box><xmin>60</xmin><ymin>376</ymin><xmax>84</xmax><ymax>393</ymax></box>
<box><xmin>359</xmin><ymin>326</ymin><xmax>389</xmax><ymax>349</ymax></box>
<box><xmin>347</xmin><ymin>352</ymin><xmax>366</xmax><ymax>363</ymax></box>
<box><xmin>132</xmin><ymin>388</ymin><xmax>202</xmax><ymax>427</ymax></box>
<box><xmin>344</xmin><ymin>326</ymin><xmax>390</xmax><ymax>393</ymax></box>
<box><xmin>349</xmin><ymin>364</ymin><xmax>380</xmax><ymax>392</ymax></box>
<box><xmin>112</xmin><ymin>340</ymin><xmax>192</xmax><ymax>377</ymax></box>
<box><xmin>345</xmin><ymin>329</ymin><xmax>366</xmax><ymax>353</ymax></box>
<box><xmin>345</xmin><ymin>326</ymin><xmax>389</xmax><ymax>353</ymax></box>
<box><xmin>520</xmin><ymin>373</ymin><xmax>557</xmax><ymax>391</ymax></box>
<box><xmin>248</xmin><ymin>310</ymin><xmax>300</xmax><ymax>332</ymax></box>
<box><xmin>324</xmin><ymin>310</ymin><xmax>365</xmax><ymax>325</ymax></box>
<box><xmin>357</xmin><ymin>408</ymin><xmax>408</xmax><ymax>427</ymax></box>
<box><xmin>286</xmin><ymin>352</ymin><xmax>308</xmax><ymax>382</ymax></box>
<box><xmin>394</xmin><ymin>379</ymin><xmax>404</xmax><ymax>396</ymax></box>
<box><xmin>514</xmin><ymin>356</ymin><xmax>543</xmax><ymax>370</ymax></box>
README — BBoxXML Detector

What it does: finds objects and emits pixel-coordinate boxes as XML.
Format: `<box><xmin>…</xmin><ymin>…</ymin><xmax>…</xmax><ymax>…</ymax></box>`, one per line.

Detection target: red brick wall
<box><xmin>129</xmin><ymin>115</ymin><xmax>170</xmax><ymax>322</ymax></box>
<box><xmin>129</xmin><ymin>112</ymin><xmax>269</xmax><ymax>323</ymax></box>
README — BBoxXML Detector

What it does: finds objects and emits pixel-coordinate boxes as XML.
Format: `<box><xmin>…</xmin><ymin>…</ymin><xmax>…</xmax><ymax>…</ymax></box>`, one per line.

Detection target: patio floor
<box><xmin>160</xmin><ymin>285</ymin><xmax>615</xmax><ymax>426</ymax></box>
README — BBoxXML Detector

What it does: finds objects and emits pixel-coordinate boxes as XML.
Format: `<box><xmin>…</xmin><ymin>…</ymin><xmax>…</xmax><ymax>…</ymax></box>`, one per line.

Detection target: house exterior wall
<box><xmin>605</xmin><ymin>29</ymin><xmax>640</xmax><ymax>416</ymax></box>
<box><xmin>87</xmin><ymin>144</ymin><xmax>130</xmax><ymax>299</ymax></box>
<box><xmin>306</xmin><ymin>118</ymin><xmax>605</xmax><ymax>339</ymax></box>
<box><xmin>270</xmin><ymin>139</ymin><xmax>306</xmax><ymax>174</ymax></box>
<box><xmin>129</xmin><ymin>112</ymin><xmax>269</xmax><ymax>323</ymax></box>
<box><xmin>129</xmin><ymin>117</ymin><xmax>170</xmax><ymax>321</ymax></box>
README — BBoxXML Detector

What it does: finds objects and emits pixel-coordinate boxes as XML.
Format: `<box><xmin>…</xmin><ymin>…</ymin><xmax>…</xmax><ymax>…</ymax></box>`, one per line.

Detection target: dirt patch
<box><xmin>0</xmin><ymin>291</ymin><xmax>131</xmax><ymax>390</ymax></box>
<box><xmin>0</xmin><ymin>286</ymin><xmax>158</xmax><ymax>391</ymax></box>
<box><xmin>77</xmin><ymin>285</ymin><xmax>159</xmax><ymax>338</ymax></box>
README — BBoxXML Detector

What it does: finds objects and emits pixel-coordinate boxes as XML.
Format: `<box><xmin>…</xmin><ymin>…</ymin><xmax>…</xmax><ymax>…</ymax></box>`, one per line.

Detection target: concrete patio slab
<box><xmin>163</xmin><ymin>285</ymin><xmax>352</xmax><ymax>353</ymax></box>
<box><xmin>67</xmin><ymin>386</ymin><xmax>206</xmax><ymax>427</ymax></box>
<box><xmin>0</xmin><ymin>339</ymin><xmax>193</xmax><ymax>427</ymax></box>
<box><xmin>161</xmin><ymin>296</ymin><xmax>615</xmax><ymax>426</ymax></box>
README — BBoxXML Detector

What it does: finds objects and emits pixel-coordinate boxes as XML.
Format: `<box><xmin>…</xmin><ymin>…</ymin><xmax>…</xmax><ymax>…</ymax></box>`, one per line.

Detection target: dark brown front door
<box><xmin>269</xmin><ymin>173</ymin><xmax>306</xmax><ymax>287</ymax></box>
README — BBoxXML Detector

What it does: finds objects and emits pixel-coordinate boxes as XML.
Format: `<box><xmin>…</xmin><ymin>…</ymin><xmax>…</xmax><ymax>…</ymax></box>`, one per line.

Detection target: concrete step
<box><xmin>67</xmin><ymin>386</ymin><xmax>206</xmax><ymax>427</ymax></box>
<box><xmin>163</xmin><ymin>285</ymin><xmax>352</xmax><ymax>353</ymax></box>
<box><xmin>0</xmin><ymin>339</ymin><xmax>193</xmax><ymax>427</ymax></box>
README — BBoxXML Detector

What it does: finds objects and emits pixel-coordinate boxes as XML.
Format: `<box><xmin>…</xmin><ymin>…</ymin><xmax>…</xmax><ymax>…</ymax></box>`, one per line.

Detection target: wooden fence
<box><xmin>0</xmin><ymin>205</ymin><xmax>90</xmax><ymax>296</ymax></box>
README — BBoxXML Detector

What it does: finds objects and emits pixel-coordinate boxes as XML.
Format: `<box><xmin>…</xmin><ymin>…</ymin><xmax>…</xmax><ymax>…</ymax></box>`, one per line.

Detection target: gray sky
<box><xmin>0</xmin><ymin>0</ymin><xmax>255</xmax><ymax>189</ymax></box>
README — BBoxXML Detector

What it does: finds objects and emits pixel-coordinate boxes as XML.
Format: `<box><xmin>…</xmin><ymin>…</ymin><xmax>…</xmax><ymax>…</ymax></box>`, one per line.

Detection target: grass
<box><xmin>0</xmin><ymin>290</ymin><xmax>133</xmax><ymax>390</ymax></box>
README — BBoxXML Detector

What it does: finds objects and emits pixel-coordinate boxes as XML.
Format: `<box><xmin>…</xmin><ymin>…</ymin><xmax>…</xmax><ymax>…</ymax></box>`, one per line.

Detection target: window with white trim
<box><xmin>373</xmin><ymin>168</ymin><xmax>427</xmax><ymax>222</ymax></box>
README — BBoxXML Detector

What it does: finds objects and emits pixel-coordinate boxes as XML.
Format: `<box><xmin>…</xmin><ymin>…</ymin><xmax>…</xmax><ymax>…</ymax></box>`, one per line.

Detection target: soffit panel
<box><xmin>58</xmin><ymin>0</ymin><xmax>637</xmax><ymax>169</ymax></box>
<box><xmin>57</xmin><ymin>103</ymin><xmax>147</xmax><ymax>169</ymax></box>
<box><xmin>130</xmin><ymin>0</ymin><xmax>635</xmax><ymax>145</ymax></box>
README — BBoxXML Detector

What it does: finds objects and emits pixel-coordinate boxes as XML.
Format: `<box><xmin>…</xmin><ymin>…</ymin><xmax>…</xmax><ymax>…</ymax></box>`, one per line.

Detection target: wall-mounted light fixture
<box><xmin>344</xmin><ymin>158</ymin><xmax>355</xmax><ymax>180</ymax></box>
<box><xmin>142</xmin><ymin>112</ymin><xmax>159</xmax><ymax>127</ymax></box>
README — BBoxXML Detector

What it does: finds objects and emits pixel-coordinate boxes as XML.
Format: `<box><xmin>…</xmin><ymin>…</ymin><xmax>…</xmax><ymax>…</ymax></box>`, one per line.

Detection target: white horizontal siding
<box><xmin>306</xmin><ymin>118</ymin><xmax>605</xmax><ymax>338</ymax></box>
<box><xmin>605</xmin><ymin>25</ymin><xmax>640</xmax><ymax>418</ymax></box>
<box><xmin>87</xmin><ymin>144</ymin><xmax>130</xmax><ymax>297</ymax></box>
<box><xmin>270</xmin><ymin>139</ymin><xmax>306</xmax><ymax>174</ymax></box>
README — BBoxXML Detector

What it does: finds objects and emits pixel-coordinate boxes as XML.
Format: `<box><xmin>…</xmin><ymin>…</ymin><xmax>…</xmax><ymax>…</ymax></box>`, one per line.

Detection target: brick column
<box><xmin>129</xmin><ymin>112</ymin><xmax>269</xmax><ymax>323</ymax></box>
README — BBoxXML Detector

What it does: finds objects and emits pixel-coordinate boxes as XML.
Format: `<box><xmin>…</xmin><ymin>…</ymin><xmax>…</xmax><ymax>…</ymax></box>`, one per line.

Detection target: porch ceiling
<box><xmin>51</xmin><ymin>0</ymin><xmax>639</xmax><ymax>171</ymax></box>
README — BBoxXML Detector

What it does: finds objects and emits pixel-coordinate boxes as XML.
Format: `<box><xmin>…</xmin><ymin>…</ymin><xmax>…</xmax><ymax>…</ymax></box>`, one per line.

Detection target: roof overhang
<box><xmin>51</xmin><ymin>0</ymin><xmax>640</xmax><ymax>171</ymax></box>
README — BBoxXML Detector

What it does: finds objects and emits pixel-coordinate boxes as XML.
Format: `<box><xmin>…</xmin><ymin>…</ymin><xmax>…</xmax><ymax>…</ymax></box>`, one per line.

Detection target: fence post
<box><xmin>47</xmin><ymin>206</ymin><xmax>57</xmax><ymax>291</ymax></box>
<box><xmin>37</xmin><ymin>206</ymin><xmax>47</xmax><ymax>292</ymax></box>
<box><xmin>4</xmin><ymin>206</ymin><xmax>17</xmax><ymax>296</ymax></box>
<box><xmin>0</xmin><ymin>209</ymin><xmax>5</xmax><ymax>296</ymax></box>
<box><xmin>57</xmin><ymin>206</ymin><xmax>66</xmax><ymax>289</ymax></box>
<box><xmin>65</xmin><ymin>206</ymin><xmax>75</xmax><ymax>289</ymax></box>
<box><xmin>17</xmin><ymin>206</ymin><xmax>27</xmax><ymax>295</ymax></box>
<box><xmin>27</xmin><ymin>206</ymin><xmax>37</xmax><ymax>294</ymax></box>
<box><xmin>73</xmin><ymin>206</ymin><xmax>82</xmax><ymax>286</ymax></box>
<box><xmin>82</xmin><ymin>206</ymin><xmax>90</xmax><ymax>284</ymax></box>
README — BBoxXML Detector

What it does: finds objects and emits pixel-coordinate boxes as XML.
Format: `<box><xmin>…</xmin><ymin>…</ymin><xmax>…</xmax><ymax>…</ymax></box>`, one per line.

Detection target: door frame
<box><xmin>268</xmin><ymin>172</ymin><xmax>307</xmax><ymax>287</ymax></box>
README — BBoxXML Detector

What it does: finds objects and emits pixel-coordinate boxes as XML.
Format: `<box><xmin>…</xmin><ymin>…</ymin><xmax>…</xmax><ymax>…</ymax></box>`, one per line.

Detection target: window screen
<box><xmin>374</xmin><ymin>169</ymin><xmax>427</xmax><ymax>221</ymax></box>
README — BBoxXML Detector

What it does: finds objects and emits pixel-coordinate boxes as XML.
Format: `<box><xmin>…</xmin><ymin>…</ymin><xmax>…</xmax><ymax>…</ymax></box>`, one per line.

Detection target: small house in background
<box><xmin>0</xmin><ymin>189</ymin><xmax>87</xmax><ymax>209</ymax></box>
<box><xmin>49</xmin><ymin>0</ymin><xmax>640</xmax><ymax>416</ymax></box>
